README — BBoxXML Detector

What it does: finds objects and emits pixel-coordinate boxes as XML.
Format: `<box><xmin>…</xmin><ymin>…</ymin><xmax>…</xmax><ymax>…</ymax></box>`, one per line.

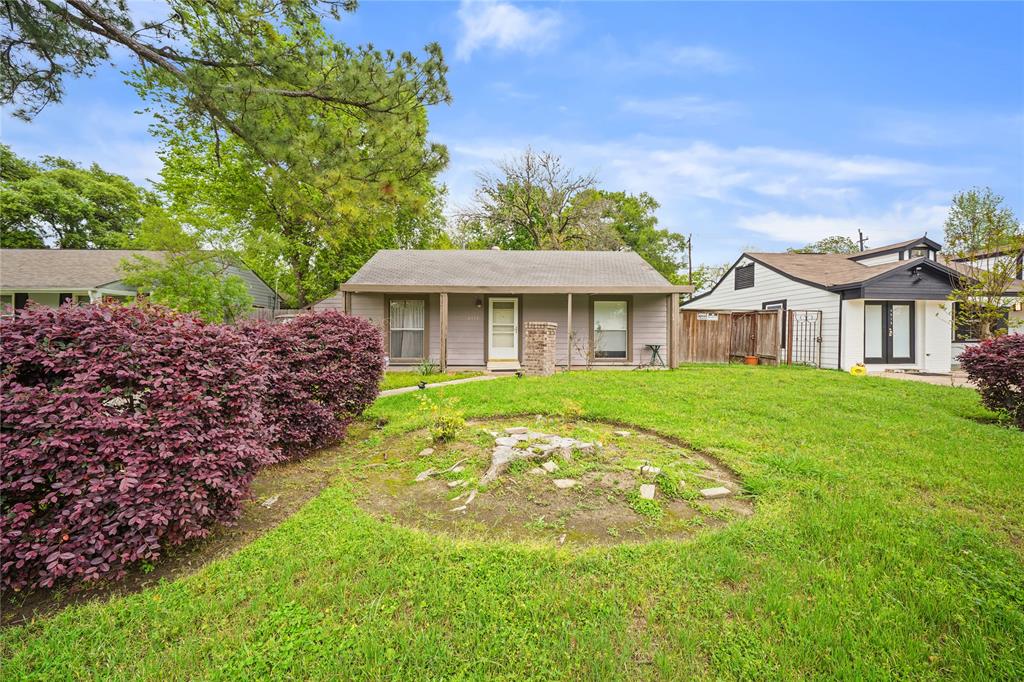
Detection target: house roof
<box><xmin>744</xmin><ymin>252</ymin><xmax>916</xmax><ymax>288</ymax></box>
<box><xmin>0</xmin><ymin>249</ymin><xmax>165</xmax><ymax>291</ymax></box>
<box><xmin>848</xmin><ymin>235</ymin><xmax>942</xmax><ymax>259</ymax></box>
<box><xmin>338</xmin><ymin>250</ymin><xmax>692</xmax><ymax>293</ymax></box>
<box><xmin>939</xmin><ymin>256</ymin><xmax>1024</xmax><ymax>293</ymax></box>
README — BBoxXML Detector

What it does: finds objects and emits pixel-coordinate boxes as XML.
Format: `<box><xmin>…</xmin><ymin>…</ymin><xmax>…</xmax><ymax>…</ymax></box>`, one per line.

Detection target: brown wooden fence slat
<box><xmin>676</xmin><ymin>309</ymin><xmax>780</xmax><ymax>365</ymax></box>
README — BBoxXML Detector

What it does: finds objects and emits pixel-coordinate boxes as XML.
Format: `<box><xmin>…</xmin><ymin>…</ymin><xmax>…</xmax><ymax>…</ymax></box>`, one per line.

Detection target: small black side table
<box><xmin>645</xmin><ymin>344</ymin><xmax>666</xmax><ymax>367</ymax></box>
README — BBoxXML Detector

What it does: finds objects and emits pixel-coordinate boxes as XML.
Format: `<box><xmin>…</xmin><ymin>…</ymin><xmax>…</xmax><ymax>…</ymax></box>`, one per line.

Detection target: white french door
<box><xmin>488</xmin><ymin>297</ymin><xmax>519</xmax><ymax>361</ymax></box>
<box><xmin>864</xmin><ymin>301</ymin><xmax>914</xmax><ymax>364</ymax></box>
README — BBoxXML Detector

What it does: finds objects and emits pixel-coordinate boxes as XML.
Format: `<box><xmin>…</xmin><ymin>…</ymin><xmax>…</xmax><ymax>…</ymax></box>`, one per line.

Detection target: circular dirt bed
<box><xmin>357</xmin><ymin>418</ymin><xmax>753</xmax><ymax>547</ymax></box>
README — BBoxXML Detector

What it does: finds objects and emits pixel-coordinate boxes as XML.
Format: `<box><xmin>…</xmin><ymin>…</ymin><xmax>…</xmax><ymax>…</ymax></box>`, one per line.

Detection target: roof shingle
<box><xmin>340</xmin><ymin>250</ymin><xmax>689</xmax><ymax>293</ymax></box>
<box><xmin>0</xmin><ymin>249</ymin><xmax>164</xmax><ymax>290</ymax></box>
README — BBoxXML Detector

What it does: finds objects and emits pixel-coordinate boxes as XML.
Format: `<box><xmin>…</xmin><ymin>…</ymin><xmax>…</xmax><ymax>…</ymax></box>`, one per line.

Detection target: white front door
<box><xmin>488</xmin><ymin>297</ymin><xmax>519</xmax><ymax>362</ymax></box>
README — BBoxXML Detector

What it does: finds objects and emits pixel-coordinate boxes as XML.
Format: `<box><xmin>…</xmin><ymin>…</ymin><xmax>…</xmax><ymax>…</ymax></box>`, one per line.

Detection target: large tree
<box><xmin>943</xmin><ymin>187</ymin><xmax>1023</xmax><ymax>339</ymax></box>
<box><xmin>458</xmin><ymin>150</ymin><xmax>689</xmax><ymax>280</ymax></box>
<box><xmin>457</xmin><ymin>149</ymin><xmax>607</xmax><ymax>250</ymax></box>
<box><xmin>155</xmin><ymin>127</ymin><xmax>449</xmax><ymax>308</ymax></box>
<box><xmin>0</xmin><ymin>144</ymin><xmax>156</xmax><ymax>248</ymax></box>
<box><xmin>594</xmin><ymin>190</ymin><xmax>688</xmax><ymax>282</ymax></box>
<box><xmin>1</xmin><ymin>1</ymin><xmax>449</xmax><ymax>176</ymax></box>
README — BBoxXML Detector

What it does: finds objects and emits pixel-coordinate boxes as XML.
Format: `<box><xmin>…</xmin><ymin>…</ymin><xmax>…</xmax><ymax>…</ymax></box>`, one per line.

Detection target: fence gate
<box><xmin>786</xmin><ymin>310</ymin><xmax>823</xmax><ymax>368</ymax></box>
<box><xmin>676</xmin><ymin>309</ymin><xmax>780</xmax><ymax>365</ymax></box>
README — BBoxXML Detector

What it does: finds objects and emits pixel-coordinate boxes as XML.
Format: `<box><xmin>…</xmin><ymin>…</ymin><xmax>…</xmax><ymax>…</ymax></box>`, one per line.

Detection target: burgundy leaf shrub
<box><xmin>959</xmin><ymin>333</ymin><xmax>1024</xmax><ymax>429</ymax></box>
<box><xmin>1</xmin><ymin>304</ymin><xmax>272</xmax><ymax>591</ymax></box>
<box><xmin>247</xmin><ymin>311</ymin><xmax>385</xmax><ymax>460</ymax></box>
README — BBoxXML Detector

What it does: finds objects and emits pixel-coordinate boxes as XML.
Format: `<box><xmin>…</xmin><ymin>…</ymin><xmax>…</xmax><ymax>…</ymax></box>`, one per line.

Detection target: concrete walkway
<box><xmin>877</xmin><ymin>370</ymin><xmax>975</xmax><ymax>389</ymax></box>
<box><xmin>378</xmin><ymin>374</ymin><xmax>502</xmax><ymax>398</ymax></box>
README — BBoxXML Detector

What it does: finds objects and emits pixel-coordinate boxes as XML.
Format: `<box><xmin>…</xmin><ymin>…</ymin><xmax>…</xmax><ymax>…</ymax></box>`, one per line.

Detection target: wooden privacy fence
<box><xmin>675</xmin><ymin>309</ymin><xmax>781</xmax><ymax>365</ymax></box>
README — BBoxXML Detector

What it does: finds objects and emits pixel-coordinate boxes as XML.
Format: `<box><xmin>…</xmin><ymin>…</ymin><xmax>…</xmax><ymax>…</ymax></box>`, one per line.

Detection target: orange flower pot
<box><xmin>744</xmin><ymin>355</ymin><xmax>758</xmax><ymax>366</ymax></box>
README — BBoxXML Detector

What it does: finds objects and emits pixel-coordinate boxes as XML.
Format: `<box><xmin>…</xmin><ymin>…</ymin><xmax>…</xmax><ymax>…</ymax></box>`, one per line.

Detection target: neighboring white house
<box><xmin>683</xmin><ymin>236</ymin><xmax>1024</xmax><ymax>374</ymax></box>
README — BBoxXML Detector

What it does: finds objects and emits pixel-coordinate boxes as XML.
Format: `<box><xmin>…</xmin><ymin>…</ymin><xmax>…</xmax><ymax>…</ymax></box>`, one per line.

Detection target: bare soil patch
<box><xmin>356</xmin><ymin>417</ymin><xmax>753</xmax><ymax>547</ymax></box>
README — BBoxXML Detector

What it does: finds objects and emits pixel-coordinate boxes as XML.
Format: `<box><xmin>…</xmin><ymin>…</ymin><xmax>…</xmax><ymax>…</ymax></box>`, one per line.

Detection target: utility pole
<box><xmin>687</xmin><ymin>233</ymin><xmax>693</xmax><ymax>300</ymax></box>
<box><xmin>857</xmin><ymin>229</ymin><xmax>868</xmax><ymax>252</ymax></box>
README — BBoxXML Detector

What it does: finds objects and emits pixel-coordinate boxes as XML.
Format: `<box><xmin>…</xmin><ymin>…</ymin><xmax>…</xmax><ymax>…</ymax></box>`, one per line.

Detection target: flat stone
<box><xmin>614</xmin><ymin>430</ymin><xmax>631</xmax><ymax>437</ymax></box>
<box><xmin>574</xmin><ymin>442</ymin><xmax>596</xmax><ymax>454</ymax></box>
<box><xmin>557</xmin><ymin>533</ymin><xmax>567</xmax><ymax>546</ymax></box>
<box><xmin>447</xmin><ymin>480</ymin><xmax>468</xmax><ymax>488</ymax></box>
<box><xmin>505</xmin><ymin>426</ymin><xmax>530</xmax><ymax>434</ymax></box>
<box><xmin>450</xmin><ymin>505</ymin><xmax>467</xmax><ymax>512</ymax></box>
<box><xmin>418</xmin><ymin>448</ymin><xmax>435</xmax><ymax>457</ymax></box>
<box><xmin>700</xmin><ymin>486</ymin><xmax>732</xmax><ymax>499</ymax></box>
<box><xmin>639</xmin><ymin>465</ymin><xmax>662</xmax><ymax>476</ymax></box>
<box><xmin>494</xmin><ymin>436</ymin><xmax>520</xmax><ymax>447</ymax></box>
<box><xmin>415</xmin><ymin>468</ymin><xmax>436</xmax><ymax>482</ymax></box>
<box><xmin>465</xmin><ymin>490</ymin><xmax>477</xmax><ymax>504</ymax></box>
<box><xmin>639</xmin><ymin>484</ymin><xmax>656</xmax><ymax>500</ymax></box>
<box><xmin>260</xmin><ymin>494</ymin><xmax>280</xmax><ymax>508</ymax></box>
<box><xmin>553</xmin><ymin>478</ymin><xmax>577</xmax><ymax>489</ymax></box>
<box><xmin>528</xmin><ymin>467</ymin><xmax>546</xmax><ymax>475</ymax></box>
<box><xmin>541</xmin><ymin>461</ymin><xmax>558</xmax><ymax>473</ymax></box>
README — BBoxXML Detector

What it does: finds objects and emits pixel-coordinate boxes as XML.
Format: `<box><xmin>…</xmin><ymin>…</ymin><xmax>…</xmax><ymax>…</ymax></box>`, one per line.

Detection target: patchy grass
<box><xmin>3</xmin><ymin>366</ymin><xmax>1023</xmax><ymax>679</ymax></box>
<box><xmin>379</xmin><ymin>370</ymin><xmax>484</xmax><ymax>391</ymax></box>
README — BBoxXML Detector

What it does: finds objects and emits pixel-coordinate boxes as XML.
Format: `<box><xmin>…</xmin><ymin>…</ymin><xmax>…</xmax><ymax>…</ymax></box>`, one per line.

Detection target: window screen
<box><xmin>593</xmin><ymin>300</ymin><xmax>628</xmax><ymax>359</ymax></box>
<box><xmin>389</xmin><ymin>299</ymin><xmax>425</xmax><ymax>359</ymax></box>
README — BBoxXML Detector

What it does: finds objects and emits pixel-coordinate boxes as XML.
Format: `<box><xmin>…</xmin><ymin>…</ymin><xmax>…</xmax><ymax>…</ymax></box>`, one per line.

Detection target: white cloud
<box><xmin>665</xmin><ymin>46</ymin><xmax>737</xmax><ymax>74</ymax></box>
<box><xmin>455</xmin><ymin>1</ymin><xmax>561</xmax><ymax>60</ymax></box>
<box><xmin>737</xmin><ymin>204</ymin><xmax>949</xmax><ymax>245</ymax></box>
<box><xmin>620</xmin><ymin>95</ymin><xmax>735</xmax><ymax>121</ymax></box>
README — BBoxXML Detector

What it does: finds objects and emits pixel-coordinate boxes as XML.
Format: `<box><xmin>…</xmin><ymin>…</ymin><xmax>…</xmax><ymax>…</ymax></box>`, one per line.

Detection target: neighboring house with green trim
<box><xmin>0</xmin><ymin>249</ymin><xmax>280</xmax><ymax>316</ymax></box>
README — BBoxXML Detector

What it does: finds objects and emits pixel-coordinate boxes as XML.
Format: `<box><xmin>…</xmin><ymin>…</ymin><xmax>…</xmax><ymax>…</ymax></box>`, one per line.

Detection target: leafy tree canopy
<box><xmin>787</xmin><ymin>235</ymin><xmax>859</xmax><ymax>254</ymax></box>
<box><xmin>0</xmin><ymin>144</ymin><xmax>157</xmax><ymax>248</ymax></box>
<box><xmin>943</xmin><ymin>187</ymin><xmax>1023</xmax><ymax>340</ymax></box>
<box><xmin>457</xmin><ymin>149</ymin><xmax>689</xmax><ymax>281</ymax></box>
<box><xmin>119</xmin><ymin>211</ymin><xmax>253</xmax><ymax>323</ymax></box>
<box><xmin>1</xmin><ymin>1</ymin><xmax>449</xmax><ymax>178</ymax></box>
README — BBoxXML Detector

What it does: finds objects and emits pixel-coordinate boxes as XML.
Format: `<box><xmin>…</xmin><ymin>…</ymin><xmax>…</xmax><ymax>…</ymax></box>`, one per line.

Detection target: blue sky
<box><xmin>3</xmin><ymin>1</ymin><xmax>1022</xmax><ymax>265</ymax></box>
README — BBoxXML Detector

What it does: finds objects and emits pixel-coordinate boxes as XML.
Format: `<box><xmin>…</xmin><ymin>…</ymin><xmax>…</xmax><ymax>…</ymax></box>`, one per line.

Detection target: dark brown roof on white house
<box><xmin>0</xmin><ymin>249</ymin><xmax>164</xmax><ymax>290</ymax></box>
<box><xmin>339</xmin><ymin>250</ymin><xmax>691</xmax><ymax>293</ymax></box>
<box><xmin>745</xmin><ymin>252</ymin><xmax>913</xmax><ymax>288</ymax></box>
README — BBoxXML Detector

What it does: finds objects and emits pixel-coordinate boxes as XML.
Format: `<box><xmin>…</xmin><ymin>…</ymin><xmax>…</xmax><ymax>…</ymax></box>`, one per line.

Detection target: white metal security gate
<box><xmin>786</xmin><ymin>310</ymin><xmax>823</xmax><ymax>368</ymax></box>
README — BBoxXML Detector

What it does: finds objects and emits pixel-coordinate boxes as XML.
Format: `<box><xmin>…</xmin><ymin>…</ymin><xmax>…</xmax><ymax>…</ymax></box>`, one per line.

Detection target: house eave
<box><xmin>337</xmin><ymin>284</ymin><xmax>693</xmax><ymax>294</ymax></box>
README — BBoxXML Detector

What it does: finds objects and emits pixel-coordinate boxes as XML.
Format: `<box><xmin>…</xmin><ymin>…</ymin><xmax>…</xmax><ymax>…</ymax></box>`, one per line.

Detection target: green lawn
<box><xmin>380</xmin><ymin>370</ymin><xmax>484</xmax><ymax>391</ymax></box>
<box><xmin>4</xmin><ymin>367</ymin><xmax>1023</xmax><ymax>679</ymax></box>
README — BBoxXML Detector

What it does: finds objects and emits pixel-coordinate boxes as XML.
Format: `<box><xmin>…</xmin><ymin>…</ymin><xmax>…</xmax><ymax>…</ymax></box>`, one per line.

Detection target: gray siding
<box><xmin>336</xmin><ymin>290</ymin><xmax>669</xmax><ymax>368</ymax></box>
<box><xmin>227</xmin><ymin>266</ymin><xmax>279</xmax><ymax>310</ymax></box>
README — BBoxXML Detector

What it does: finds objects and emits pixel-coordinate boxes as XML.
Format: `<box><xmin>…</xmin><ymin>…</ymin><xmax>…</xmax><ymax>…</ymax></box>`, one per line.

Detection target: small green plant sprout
<box><xmin>418</xmin><ymin>394</ymin><xmax>465</xmax><ymax>443</ymax></box>
<box><xmin>417</xmin><ymin>357</ymin><xmax>439</xmax><ymax>376</ymax></box>
<box><xmin>626</xmin><ymin>490</ymin><xmax>664</xmax><ymax>521</ymax></box>
<box><xmin>655</xmin><ymin>471</ymin><xmax>686</xmax><ymax>500</ymax></box>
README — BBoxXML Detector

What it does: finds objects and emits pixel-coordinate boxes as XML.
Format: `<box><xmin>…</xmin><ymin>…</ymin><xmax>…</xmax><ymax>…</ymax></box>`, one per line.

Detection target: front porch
<box><xmin>340</xmin><ymin>291</ymin><xmax>681</xmax><ymax>372</ymax></box>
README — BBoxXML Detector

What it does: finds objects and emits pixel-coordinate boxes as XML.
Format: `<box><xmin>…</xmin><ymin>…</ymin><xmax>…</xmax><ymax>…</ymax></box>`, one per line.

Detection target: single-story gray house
<box><xmin>312</xmin><ymin>250</ymin><xmax>693</xmax><ymax>371</ymax></box>
<box><xmin>0</xmin><ymin>249</ymin><xmax>280</xmax><ymax>315</ymax></box>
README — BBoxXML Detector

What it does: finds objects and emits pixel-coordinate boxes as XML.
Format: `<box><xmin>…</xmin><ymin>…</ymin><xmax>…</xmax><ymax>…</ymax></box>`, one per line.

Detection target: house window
<box><xmin>388</xmin><ymin>298</ymin><xmax>426</xmax><ymax>361</ymax></box>
<box><xmin>75</xmin><ymin>295</ymin><xmax>92</xmax><ymax>305</ymax></box>
<box><xmin>952</xmin><ymin>302</ymin><xmax>1008</xmax><ymax>342</ymax></box>
<box><xmin>735</xmin><ymin>263</ymin><xmax>754</xmax><ymax>289</ymax></box>
<box><xmin>592</xmin><ymin>299</ymin><xmax>629</xmax><ymax>360</ymax></box>
<box><xmin>0</xmin><ymin>294</ymin><xmax>13</xmax><ymax>318</ymax></box>
<box><xmin>909</xmin><ymin>248</ymin><xmax>930</xmax><ymax>258</ymax></box>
